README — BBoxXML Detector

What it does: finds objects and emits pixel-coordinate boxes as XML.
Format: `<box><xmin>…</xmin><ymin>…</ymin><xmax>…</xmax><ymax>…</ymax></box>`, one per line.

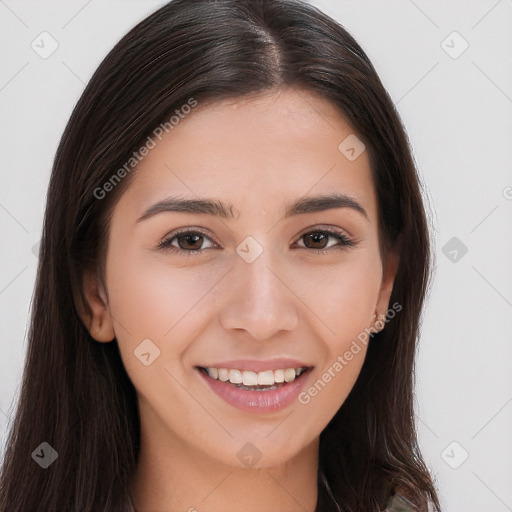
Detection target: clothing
<box><xmin>384</xmin><ymin>493</ymin><xmax>421</xmax><ymax>512</ymax></box>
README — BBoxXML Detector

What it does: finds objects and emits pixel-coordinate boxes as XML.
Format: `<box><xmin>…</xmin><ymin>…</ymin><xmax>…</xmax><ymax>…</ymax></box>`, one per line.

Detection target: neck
<box><xmin>129</xmin><ymin>416</ymin><xmax>320</xmax><ymax>512</ymax></box>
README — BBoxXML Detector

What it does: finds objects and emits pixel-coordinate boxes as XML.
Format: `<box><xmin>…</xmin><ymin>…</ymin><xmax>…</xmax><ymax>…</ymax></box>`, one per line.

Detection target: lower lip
<box><xmin>198</xmin><ymin>369</ymin><xmax>311</xmax><ymax>413</ymax></box>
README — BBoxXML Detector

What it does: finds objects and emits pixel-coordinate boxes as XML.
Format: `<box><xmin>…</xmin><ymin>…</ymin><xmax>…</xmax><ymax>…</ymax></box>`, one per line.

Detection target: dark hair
<box><xmin>0</xmin><ymin>0</ymin><xmax>440</xmax><ymax>510</ymax></box>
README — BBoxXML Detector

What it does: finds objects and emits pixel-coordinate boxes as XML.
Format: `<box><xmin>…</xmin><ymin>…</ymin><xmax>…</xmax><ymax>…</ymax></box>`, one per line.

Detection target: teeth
<box><xmin>203</xmin><ymin>366</ymin><xmax>307</xmax><ymax>387</ymax></box>
<box><xmin>274</xmin><ymin>369</ymin><xmax>284</xmax><ymax>383</ymax></box>
<box><xmin>284</xmin><ymin>368</ymin><xmax>296</xmax><ymax>382</ymax></box>
<box><xmin>242</xmin><ymin>370</ymin><xmax>258</xmax><ymax>386</ymax></box>
<box><xmin>218</xmin><ymin>368</ymin><xmax>229</xmax><ymax>382</ymax></box>
<box><xmin>257</xmin><ymin>370</ymin><xmax>274</xmax><ymax>385</ymax></box>
<box><xmin>229</xmin><ymin>369</ymin><xmax>243</xmax><ymax>384</ymax></box>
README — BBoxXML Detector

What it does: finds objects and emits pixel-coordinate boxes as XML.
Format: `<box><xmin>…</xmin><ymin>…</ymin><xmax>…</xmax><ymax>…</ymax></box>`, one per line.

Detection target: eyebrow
<box><xmin>137</xmin><ymin>193</ymin><xmax>369</xmax><ymax>222</ymax></box>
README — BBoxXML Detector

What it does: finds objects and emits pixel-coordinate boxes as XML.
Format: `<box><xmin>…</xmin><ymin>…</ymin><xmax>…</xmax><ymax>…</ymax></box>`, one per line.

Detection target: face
<box><xmin>85</xmin><ymin>88</ymin><xmax>397</xmax><ymax>470</ymax></box>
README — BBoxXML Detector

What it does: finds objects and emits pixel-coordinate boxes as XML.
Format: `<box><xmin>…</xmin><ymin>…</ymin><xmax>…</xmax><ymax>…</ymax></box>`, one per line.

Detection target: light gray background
<box><xmin>0</xmin><ymin>1</ymin><xmax>511</xmax><ymax>510</ymax></box>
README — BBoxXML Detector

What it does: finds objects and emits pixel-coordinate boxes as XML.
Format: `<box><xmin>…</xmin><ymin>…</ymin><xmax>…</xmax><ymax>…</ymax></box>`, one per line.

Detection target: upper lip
<box><xmin>197</xmin><ymin>358</ymin><xmax>312</xmax><ymax>373</ymax></box>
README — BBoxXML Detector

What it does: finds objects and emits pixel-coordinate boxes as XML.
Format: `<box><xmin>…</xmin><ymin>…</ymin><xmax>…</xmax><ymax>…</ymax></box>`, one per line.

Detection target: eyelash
<box><xmin>157</xmin><ymin>227</ymin><xmax>355</xmax><ymax>257</ymax></box>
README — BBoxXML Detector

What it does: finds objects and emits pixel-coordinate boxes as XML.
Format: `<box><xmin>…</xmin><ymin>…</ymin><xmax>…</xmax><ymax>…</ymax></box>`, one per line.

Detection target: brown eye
<box><xmin>303</xmin><ymin>232</ymin><xmax>329</xmax><ymax>249</ymax></box>
<box><xmin>175</xmin><ymin>233</ymin><xmax>204</xmax><ymax>250</ymax></box>
<box><xmin>296</xmin><ymin>229</ymin><xmax>354</xmax><ymax>254</ymax></box>
<box><xmin>157</xmin><ymin>229</ymin><xmax>217</xmax><ymax>255</ymax></box>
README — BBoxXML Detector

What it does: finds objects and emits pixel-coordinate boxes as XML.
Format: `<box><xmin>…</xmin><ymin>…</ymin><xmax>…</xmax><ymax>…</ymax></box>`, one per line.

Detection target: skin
<box><xmin>82</xmin><ymin>87</ymin><xmax>398</xmax><ymax>512</ymax></box>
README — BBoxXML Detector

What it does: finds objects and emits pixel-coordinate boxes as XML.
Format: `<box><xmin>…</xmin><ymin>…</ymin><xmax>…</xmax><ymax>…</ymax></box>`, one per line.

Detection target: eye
<box><xmin>294</xmin><ymin>228</ymin><xmax>354</xmax><ymax>255</ymax></box>
<box><xmin>157</xmin><ymin>229</ymin><xmax>218</xmax><ymax>256</ymax></box>
<box><xmin>157</xmin><ymin>227</ymin><xmax>355</xmax><ymax>257</ymax></box>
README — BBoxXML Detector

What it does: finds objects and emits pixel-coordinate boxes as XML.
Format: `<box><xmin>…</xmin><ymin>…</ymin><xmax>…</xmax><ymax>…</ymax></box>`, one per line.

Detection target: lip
<box><xmin>196</xmin><ymin>363</ymin><xmax>313</xmax><ymax>414</ymax></box>
<box><xmin>198</xmin><ymin>358</ymin><xmax>310</xmax><ymax>372</ymax></box>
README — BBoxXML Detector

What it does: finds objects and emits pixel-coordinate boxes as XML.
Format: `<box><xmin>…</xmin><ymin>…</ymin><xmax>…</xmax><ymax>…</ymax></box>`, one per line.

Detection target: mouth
<box><xmin>198</xmin><ymin>366</ymin><xmax>309</xmax><ymax>390</ymax></box>
<box><xmin>195</xmin><ymin>362</ymin><xmax>313</xmax><ymax>413</ymax></box>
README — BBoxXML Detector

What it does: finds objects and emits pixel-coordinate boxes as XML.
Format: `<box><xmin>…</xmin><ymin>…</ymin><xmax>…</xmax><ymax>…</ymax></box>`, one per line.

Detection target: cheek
<box><xmin>104</xmin><ymin>249</ymin><xmax>223</xmax><ymax>423</ymax></box>
<box><xmin>293</xmin><ymin>252</ymin><xmax>381</xmax><ymax>417</ymax></box>
<box><xmin>297</xmin><ymin>345</ymin><xmax>366</xmax><ymax>443</ymax></box>
<box><xmin>104</xmin><ymin>247</ymin><xmax>220</xmax><ymax>366</ymax></box>
<box><xmin>294</xmin><ymin>250</ymin><xmax>383</xmax><ymax>340</ymax></box>
<box><xmin>296</xmin><ymin>259</ymin><xmax>379</xmax><ymax>433</ymax></box>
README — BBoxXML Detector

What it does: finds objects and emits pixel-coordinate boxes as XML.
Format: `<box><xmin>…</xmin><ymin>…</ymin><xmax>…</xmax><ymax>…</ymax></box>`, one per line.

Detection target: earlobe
<box><xmin>80</xmin><ymin>270</ymin><xmax>116</xmax><ymax>343</ymax></box>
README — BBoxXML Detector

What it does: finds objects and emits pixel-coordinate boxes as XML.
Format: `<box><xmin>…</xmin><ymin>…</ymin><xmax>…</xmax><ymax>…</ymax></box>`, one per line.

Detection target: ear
<box><xmin>374</xmin><ymin>249</ymin><xmax>400</xmax><ymax>321</ymax></box>
<box><xmin>79</xmin><ymin>270</ymin><xmax>116</xmax><ymax>343</ymax></box>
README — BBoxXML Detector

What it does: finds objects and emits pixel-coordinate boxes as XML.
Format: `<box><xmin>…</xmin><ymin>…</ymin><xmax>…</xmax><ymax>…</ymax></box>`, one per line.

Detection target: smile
<box><xmin>196</xmin><ymin>362</ymin><xmax>312</xmax><ymax>413</ymax></box>
<box><xmin>200</xmin><ymin>366</ymin><xmax>308</xmax><ymax>389</ymax></box>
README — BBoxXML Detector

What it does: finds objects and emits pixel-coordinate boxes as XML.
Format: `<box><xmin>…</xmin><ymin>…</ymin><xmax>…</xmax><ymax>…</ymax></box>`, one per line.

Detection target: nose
<box><xmin>219</xmin><ymin>248</ymin><xmax>299</xmax><ymax>341</ymax></box>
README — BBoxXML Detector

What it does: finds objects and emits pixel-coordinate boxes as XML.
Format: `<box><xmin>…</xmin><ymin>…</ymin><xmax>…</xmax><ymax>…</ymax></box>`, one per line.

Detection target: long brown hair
<box><xmin>0</xmin><ymin>0</ymin><xmax>440</xmax><ymax>510</ymax></box>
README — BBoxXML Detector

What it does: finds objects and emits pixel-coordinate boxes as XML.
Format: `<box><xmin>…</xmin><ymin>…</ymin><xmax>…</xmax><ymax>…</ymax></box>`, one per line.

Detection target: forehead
<box><xmin>119</xmin><ymin>88</ymin><xmax>376</xmax><ymax>220</ymax></box>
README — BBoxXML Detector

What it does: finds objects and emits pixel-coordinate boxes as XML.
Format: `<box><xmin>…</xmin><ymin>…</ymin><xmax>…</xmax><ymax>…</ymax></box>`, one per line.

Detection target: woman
<box><xmin>0</xmin><ymin>0</ymin><xmax>441</xmax><ymax>510</ymax></box>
